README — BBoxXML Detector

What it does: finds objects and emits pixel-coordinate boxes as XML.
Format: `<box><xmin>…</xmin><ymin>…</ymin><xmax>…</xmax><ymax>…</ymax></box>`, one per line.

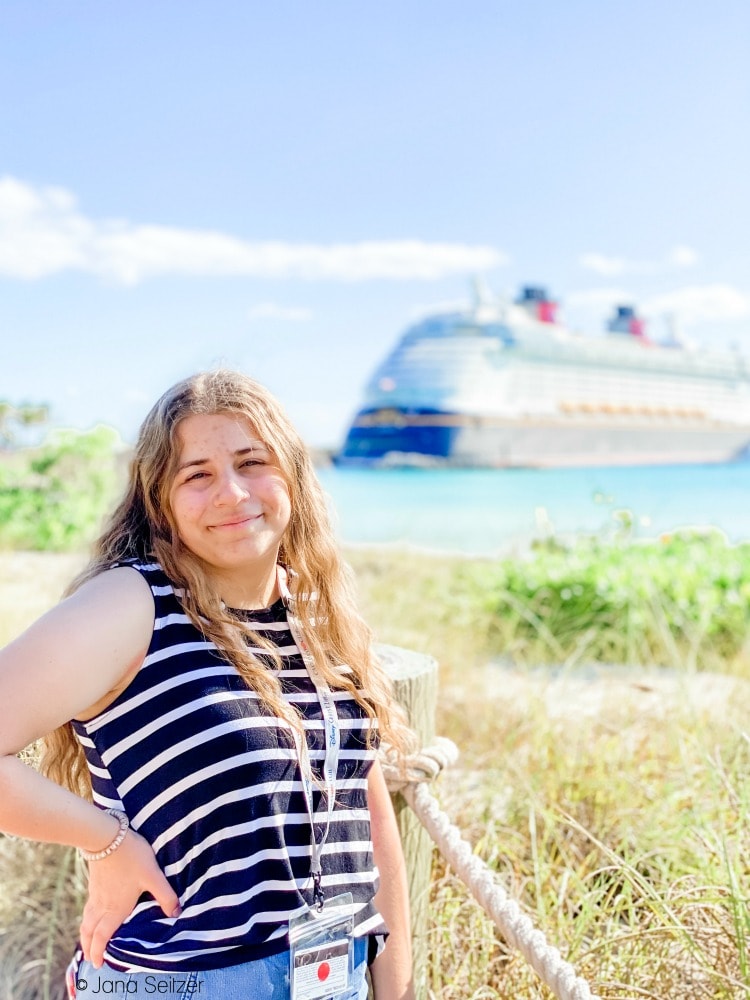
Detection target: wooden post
<box><xmin>375</xmin><ymin>643</ymin><xmax>438</xmax><ymax>1000</ymax></box>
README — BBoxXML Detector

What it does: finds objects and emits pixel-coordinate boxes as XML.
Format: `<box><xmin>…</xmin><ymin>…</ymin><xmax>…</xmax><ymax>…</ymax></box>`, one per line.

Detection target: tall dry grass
<box><xmin>0</xmin><ymin>552</ymin><xmax>86</xmax><ymax>1000</ymax></box>
<box><xmin>0</xmin><ymin>840</ymin><xmax>85</xmax><ymax>1000</ymax></box>
<box><xmin>0</xmin><ymin>553</ymin><xmax>85</xmax><ymax>646</ymax></box>
<box><xmin>425</xmin><ymin>667</ymin><xmax>750</xmax><ymax>998</ymax></box>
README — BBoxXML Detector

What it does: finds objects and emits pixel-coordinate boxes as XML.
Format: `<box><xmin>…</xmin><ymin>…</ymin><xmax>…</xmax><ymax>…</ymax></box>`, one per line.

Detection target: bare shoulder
<box><xmin>63</xmin><ymin>564</ymin><xmax>155</xmax><ymax>616</ymax></box>
<box><xmin>0</xmin><ymin>566</ymin><xmax>155</xmax><ymax>754</ymax></box>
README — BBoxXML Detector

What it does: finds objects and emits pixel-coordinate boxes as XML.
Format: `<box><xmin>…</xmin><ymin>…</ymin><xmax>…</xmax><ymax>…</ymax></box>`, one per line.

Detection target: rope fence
<box><xmin>382</xmin><ymin>739</ymin><xmax>600</xmax><ymax>1000</ymax></box>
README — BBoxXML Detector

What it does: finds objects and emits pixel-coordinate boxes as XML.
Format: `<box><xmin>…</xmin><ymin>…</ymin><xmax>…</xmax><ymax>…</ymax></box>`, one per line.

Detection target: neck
<box><xmin>209</xmin><ymin>559</ymin><xmax>281</xmax><ymax>611</ymax></box>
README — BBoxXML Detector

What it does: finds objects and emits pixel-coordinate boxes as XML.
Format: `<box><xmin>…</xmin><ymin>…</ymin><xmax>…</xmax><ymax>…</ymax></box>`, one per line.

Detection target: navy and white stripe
<box><xmin>71</xmin><ymin>560</ymin><xmax>385</xmax><ymax>973</ymax></box>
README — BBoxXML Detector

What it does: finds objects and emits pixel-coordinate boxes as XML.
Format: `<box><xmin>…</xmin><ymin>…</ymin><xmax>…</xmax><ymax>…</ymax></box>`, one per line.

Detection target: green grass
<box><xmin>3</xmin><ymin>538</ymin><xmax>750</xmax><ymax>998</ymax></box>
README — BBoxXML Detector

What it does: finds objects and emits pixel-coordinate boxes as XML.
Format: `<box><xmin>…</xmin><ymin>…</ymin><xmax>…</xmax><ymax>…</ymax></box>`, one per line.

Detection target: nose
<box><xmin>213</xmin><ymin>468</ymin><xmax>250</xmax><ymax>506</ymax></box>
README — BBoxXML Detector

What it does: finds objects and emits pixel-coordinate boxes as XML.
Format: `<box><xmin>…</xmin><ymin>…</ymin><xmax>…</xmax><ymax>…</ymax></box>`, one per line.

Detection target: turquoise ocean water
<box><xmin>316</xmin><ymin>463</ymin><xmax>750</xmax><ymax>555</ymax></box>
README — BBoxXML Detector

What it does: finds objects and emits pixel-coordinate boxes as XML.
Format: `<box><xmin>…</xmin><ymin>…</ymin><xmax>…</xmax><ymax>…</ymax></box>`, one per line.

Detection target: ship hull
<box><xmin>337</xmin><ymin>413</ymin><xmax>750</xmax><ymax>468</ymax></box>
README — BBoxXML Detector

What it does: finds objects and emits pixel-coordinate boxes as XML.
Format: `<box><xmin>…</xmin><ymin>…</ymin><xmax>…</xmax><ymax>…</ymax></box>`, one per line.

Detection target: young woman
<box><xmin>0</xmin><ymin>370</ymin><xmax>415</xmax><ymax>1000</ymax></box>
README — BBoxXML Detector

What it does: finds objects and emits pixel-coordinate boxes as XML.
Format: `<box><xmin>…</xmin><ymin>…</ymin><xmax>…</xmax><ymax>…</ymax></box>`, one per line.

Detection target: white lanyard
<box><xmin>277</xmin><ymin>566</ymin><xmax>340</xmax><ymax>911</ymax></box>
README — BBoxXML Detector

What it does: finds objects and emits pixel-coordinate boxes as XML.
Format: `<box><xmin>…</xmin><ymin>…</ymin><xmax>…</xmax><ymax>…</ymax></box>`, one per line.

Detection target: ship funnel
<box><xmin>515</xmin><ymin>285</ymin><xmax>558</xmax><ymax>324</ymax></box>
<box><xmin>607</xmin><ymin>305</ymin><xmax>648</xmax><ymax>342</ymax></box>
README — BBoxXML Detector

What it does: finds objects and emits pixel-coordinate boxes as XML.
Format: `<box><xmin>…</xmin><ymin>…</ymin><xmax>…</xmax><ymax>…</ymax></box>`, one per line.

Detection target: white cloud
<box><xmin>643</xmin><ymin>284</ymin><xmax>750</xmax><ymax>325</ymax></box>
<box><xmin>579</xmin><ymin>245</ymin><xmax>700</xmax><ymax>277</ymax></box>
<box><xmin>578</xmin><ymin>253</ymin><xmax>628</xmax><ymax>277</ymax></box>
<box><xmin>0</xmin><ymin>176</ymin><xmax>506</xmax><ymax>284</ymax></box>
<box><xmin>668</xmin><ymin>245</ymin><xmax>699</xmax><ymax>268</ymax></box>
<box><xmin>246</xmin><ymin>302</ymin><xmax>313</xmax><ymax>322</ymax></box>
<box><xmin>566</xmin><ymin>287</ymin><xmax>631</xmax><ymax>309</ymax></box>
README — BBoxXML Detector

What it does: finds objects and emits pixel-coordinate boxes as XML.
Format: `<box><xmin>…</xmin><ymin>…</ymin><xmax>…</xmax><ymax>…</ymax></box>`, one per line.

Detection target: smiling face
<box><xmin>168</xmin><ymin>411</ymin><xmax>292</xmax><ymax>607</ymax></box>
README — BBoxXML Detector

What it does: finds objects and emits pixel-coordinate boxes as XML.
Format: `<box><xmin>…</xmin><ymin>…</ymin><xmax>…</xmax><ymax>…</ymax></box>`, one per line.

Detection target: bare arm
<box><xmin>368</xmin><ymin>758</ymin><xmax>415</xmax><ymax>1000</ymax></box>
<box><xmin>0</xmin><ymin>568</ymin><xmax>180</xmax><ymax>967</ymax></box>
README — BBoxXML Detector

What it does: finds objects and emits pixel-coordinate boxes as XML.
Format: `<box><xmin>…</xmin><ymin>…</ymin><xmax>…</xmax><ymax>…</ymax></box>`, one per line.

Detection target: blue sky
<box><xmin>1</xmin><ymin>1</ymin><xmax>748</xmax><ymax>446</ymax></box>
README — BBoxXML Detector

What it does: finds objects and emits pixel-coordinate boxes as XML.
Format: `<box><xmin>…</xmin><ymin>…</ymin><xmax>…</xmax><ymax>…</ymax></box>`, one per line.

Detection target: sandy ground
<box><xmin>473</xmin><ymin>659</ymin><xmax>750</xmax><ymax>725</ymax></box>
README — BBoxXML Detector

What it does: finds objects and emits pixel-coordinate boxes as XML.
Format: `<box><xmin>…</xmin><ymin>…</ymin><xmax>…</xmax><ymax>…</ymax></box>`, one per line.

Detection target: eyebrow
<box><xmin>176</xmin><ymin>444</ymin><xmax>270</xmax><ymax>473</ymax></box>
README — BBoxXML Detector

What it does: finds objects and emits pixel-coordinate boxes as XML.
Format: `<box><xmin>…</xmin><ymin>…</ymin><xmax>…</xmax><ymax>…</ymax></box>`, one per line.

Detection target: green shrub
<box><xmin>471</xmin><ymin>529</ymin><xmax>750</xmax><ymax>670</ymax></box>
<box><xmin>0</xmin><ymin>426</ymin><xmax>121</xmax><ymax>551</ymax></box>
<box><xmin>349</xmin><ymin>530</ymin><xmax>750</xmax><ymax>675</ymax></box>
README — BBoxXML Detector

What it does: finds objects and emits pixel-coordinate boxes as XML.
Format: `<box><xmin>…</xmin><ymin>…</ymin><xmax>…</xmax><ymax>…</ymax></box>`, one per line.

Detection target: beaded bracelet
<box><xmin>79</xmin><ymin>808</ymin><xmax>130</xmax><ymax>862</ymax></box>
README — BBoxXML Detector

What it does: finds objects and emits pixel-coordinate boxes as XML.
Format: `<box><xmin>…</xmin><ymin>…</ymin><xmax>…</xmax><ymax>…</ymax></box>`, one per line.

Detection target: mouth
<box><xmin>209</xmin><ymin>514</ymin><xmax>263</xmax><ymax>530</ymax></box>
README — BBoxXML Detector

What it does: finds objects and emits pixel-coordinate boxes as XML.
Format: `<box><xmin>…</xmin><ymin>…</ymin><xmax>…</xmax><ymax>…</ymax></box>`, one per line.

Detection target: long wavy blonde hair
<box><xmin>39</xmin><ymin>369</ymin><xmax>411</xmax><ymax>799</ymax></box>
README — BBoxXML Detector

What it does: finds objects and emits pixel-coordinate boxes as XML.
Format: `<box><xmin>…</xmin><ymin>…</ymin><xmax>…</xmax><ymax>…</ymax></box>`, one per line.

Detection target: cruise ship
<box><xmin>336</xmin><ymin>286</ymin><xmax>750</xmax><ymax>468</ymax></box>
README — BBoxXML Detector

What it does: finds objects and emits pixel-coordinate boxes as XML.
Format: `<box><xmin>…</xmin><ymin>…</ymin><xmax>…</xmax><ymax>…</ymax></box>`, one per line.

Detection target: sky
<box><xmin>1</xmin><ymin>1</ymin><xmax>749</xmax><ymax>447</ymax></box>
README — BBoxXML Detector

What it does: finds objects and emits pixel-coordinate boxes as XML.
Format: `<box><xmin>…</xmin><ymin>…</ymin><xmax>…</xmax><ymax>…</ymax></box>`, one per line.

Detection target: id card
<box><xmin>289</xmin><ymin>893</ymin><xmax>354</xmax><ymax>1000</ymax></box>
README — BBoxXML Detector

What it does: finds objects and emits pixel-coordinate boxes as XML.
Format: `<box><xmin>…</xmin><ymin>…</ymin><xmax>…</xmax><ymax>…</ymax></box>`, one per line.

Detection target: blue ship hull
<box><xmin>335</xmin><ymin>408</ymin><xmax>750</xmax><ymax>468</ymax></box>
<box><xmin>337</xmin><ymin>409</ymin><xmax>460</xmax><ymax>462</ymax></box>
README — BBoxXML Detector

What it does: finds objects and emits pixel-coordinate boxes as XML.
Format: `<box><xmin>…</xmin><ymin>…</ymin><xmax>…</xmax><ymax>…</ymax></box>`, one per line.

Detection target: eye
<box><xmin>184</xmin><ymin>470</ymin><xmax>209</xmax><ymax>482</ymax></box>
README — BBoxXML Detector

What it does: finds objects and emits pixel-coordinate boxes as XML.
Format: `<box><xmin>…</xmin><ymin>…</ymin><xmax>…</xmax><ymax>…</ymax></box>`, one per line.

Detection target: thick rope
<box><xmin>380</xmin><ymin>736</ymin><xmax>459</xmax><ymax>792</ymax></box>
<box><xmin>382</xmin><ymin>740</ymin><xmax>600</xmax><ymax>1000</ymax></box>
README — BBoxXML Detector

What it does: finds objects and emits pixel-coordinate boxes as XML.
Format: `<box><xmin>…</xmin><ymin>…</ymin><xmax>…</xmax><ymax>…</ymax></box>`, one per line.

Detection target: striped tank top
<box><xmin>70</xmin><ymin>560</ymin><xmax>386</xmax><ymax>973</ymax></box>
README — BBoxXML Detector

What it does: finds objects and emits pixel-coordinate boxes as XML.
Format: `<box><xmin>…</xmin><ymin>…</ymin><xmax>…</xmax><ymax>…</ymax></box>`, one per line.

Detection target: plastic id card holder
<box><xmin>289</xmin><ymin>892</ymin><xmax>354</xmax><ymax>1000</ymax></box>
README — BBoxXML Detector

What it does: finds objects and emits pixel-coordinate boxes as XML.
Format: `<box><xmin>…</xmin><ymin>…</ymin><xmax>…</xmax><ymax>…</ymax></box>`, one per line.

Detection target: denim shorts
<box><xmin>68</xmin><ymin>937</ymin><xmax>369</xmax><ymax>1000</ymax></box>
